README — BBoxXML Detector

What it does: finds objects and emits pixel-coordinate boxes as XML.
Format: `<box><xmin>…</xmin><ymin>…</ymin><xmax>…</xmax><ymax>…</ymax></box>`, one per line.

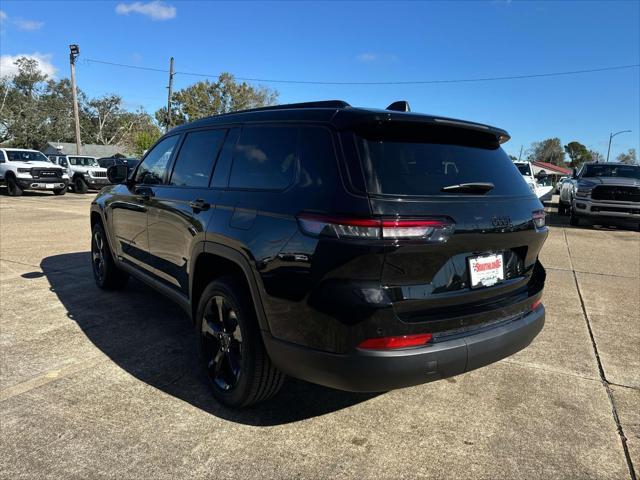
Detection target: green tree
<box><xmin>155</xmin><ymin>73</ymin><xmax>278</xmax><ymax>129</ymax></box>
<box><xmin>508</xmin><ymin>154</ymin><xmax>518</xmax><ymax>161</ymax></box>
<box><xmin>616</xmin><ymin>148</ymin><xmax>637</xmax><ymax>164</ymax></box>
<box><xmin>564</xmin><ymin>141</ymin><xmax>592</xmax><ymax>168</ymax></box>
<box><xmin>527</xmin><ymin>138</ymin><xmax>565</xmax><ymax>166</ymax></box>
<box><xmin>124</xmin><ymin>119</ymin><xmax>162</xmax><ymax>156</ymax></box>
<box><xmin>0</xmin><ymin>56</ymin><xmax>160</xmax><ymax>153</ymax></box>
<box><xmin>0</xmin><ymin>57</ymin><xmax>49</xmax><ymax>148</ymax></box>
<box><xmin>589</xmin><ymin>150</ymin><xmax>605</xmax><ymax>163</ymax></box>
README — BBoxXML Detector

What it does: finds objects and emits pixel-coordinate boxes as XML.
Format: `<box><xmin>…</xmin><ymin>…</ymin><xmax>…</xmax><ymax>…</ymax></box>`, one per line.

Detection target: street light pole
<box><xmin>69</xmin><ymin>44</ymin><xmax>82</xmax><ymax>155</ymax></box>
<box><xmin>606</xmin><ymin>130</ymin><xmax>631</xmax><ymax>162</ymax></box>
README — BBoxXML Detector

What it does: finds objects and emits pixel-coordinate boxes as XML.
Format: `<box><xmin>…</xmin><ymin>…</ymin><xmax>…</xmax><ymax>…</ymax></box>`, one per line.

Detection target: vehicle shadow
<box><xmin>38</xmin><ymin>252</ymin><xmax>379</xmax><ymax>426</ymax></box>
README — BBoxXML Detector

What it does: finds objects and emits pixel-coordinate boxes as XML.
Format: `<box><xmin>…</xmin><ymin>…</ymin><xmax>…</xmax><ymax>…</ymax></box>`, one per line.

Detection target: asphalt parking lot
<box><xmin>0</xmin><ymin>191</ymin><xmax>638</xmax><ymax>480</ymax></box>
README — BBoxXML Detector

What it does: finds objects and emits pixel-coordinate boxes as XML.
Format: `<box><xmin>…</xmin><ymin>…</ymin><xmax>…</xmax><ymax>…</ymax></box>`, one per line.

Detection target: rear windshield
<box><xmin>356</xmin><ymin>131</ymin><xmax>532</xmax><ymax>197</ymax></box>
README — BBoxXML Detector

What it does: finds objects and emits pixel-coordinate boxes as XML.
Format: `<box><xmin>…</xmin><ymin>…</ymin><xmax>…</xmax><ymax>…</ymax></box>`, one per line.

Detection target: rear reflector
<box><xmin>358</xmin><ymin>333</ymin><xmax>433</xmax><ymax>350</ymax></box>
<box><xmin>531</xmin><ymin>298</ymin><xmax>542</xmax><ymax>311</ymax></box>
<box><xmin>297</xmin><ymin>214</ymin><xmax>454</xmax><ymax>242</ymax></box>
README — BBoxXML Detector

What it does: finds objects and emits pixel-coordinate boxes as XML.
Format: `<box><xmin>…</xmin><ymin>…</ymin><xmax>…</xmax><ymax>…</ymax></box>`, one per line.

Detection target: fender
<box><xmin>193</xmin><ymin>242</ymin><xmax>271</xmax><ymax>333</ymax></box>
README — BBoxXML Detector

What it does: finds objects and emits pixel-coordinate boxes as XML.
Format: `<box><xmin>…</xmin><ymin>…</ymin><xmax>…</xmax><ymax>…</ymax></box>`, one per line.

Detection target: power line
<box><xmin>84</xmin><ymin>58</ymin><xmax>640</xmax><ymax>86</ymax></box>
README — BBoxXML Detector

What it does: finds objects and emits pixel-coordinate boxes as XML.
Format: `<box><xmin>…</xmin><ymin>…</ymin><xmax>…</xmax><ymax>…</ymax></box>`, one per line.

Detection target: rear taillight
<box><xmin>297</xmin><ymin>214</ymin><xmax>454</xmax><ymax>242</ymax></box>
<box><xmin>358</xmin><ymin>333</ymin><xmax>433</xmax><ymax>350</ymax></box>
<box><xmin>532</xmin><ymin>210</ymin><xmax>546</xmax><ymax>229</ymax></box>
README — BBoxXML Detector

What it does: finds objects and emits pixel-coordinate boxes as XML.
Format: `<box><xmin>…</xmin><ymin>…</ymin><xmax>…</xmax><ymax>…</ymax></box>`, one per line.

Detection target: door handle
<box><xmin>189</xmin><ymin>199</ymin><xmax>210</xmax><ymax>211</ymax></box>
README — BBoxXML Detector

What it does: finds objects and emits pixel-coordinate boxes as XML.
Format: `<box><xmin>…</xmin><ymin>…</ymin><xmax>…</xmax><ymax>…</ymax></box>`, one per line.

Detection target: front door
<box><xmin>109</xmin><ymin>135</ymin><xmax>180</xmax><ymax>274</ymax></box>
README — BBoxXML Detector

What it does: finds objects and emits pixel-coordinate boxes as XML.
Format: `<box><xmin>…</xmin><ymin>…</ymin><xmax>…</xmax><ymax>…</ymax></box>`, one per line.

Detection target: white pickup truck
<box><xmin>513</xmin><ymin>161</ymin><xmax>554</xmax><ymax>202</ymax></box>
<box><xmin>0</xmin><ymin>148</ymin><xmax>69</xmax><ymax>196</ymax></box>
<box><xmin>47</xmin><ymin>153</ymin><xmax>110</xmax><ymax>193</ymax></box>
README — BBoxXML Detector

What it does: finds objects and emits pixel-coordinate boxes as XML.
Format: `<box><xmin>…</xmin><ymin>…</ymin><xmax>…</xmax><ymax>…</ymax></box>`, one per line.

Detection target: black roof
<box><xmin>169</xmin><ymin>100</ymin><xmax>510</xmax><ymax>142</ymax></box>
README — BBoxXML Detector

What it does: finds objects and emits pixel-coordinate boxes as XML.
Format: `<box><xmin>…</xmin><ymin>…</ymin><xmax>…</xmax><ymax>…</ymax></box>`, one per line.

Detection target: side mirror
<box><xmin>536</xmin><ymin>171</ymin><xmax>548</xmax><ymax>180</ymax></box>
<box><xmin>107</xmin><ymin>164</ymin><xmax>129</xmax><ymax>184</ymax></box>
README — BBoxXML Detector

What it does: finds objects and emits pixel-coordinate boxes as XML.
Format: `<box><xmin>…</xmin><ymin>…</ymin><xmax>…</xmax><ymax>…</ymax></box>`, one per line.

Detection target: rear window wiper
<box><xmin>441</xmin><ymin>182</ymin><xmax>495</xmax><ymax>194</ymax></box>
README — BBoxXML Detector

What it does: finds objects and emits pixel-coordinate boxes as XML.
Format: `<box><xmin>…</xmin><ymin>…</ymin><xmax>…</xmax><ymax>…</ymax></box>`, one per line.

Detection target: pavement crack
<box><xmin>563</xmin><ymin>227</ymin><xmax>638</xmax><ymax>480</ymax></box>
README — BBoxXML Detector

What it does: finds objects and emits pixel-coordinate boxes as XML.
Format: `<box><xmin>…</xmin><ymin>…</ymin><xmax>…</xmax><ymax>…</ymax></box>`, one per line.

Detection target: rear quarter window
<box><xmin>229</xmin><ymin>126</ymin><xmax>298</xmax><ymax>191</ymax></box>
<box><xmin>356</xmin><ymin>129</ymin><xmax>531</xmax><ymax>197</ymax></box>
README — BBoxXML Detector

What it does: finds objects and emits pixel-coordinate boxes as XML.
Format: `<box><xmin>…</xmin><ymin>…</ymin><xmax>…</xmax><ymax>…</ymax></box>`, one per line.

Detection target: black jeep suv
<box><xmin>91</xmin><ymin>100</ymin><xmax>547</xmax><ymax>407</ymax></box>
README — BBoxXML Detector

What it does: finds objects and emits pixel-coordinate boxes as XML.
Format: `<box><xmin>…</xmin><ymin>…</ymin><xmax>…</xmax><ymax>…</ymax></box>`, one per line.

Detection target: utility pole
<box><xmin>606</xmin><ymin>130</ymin><xmax>631</xmax><ymax>162</ymax></box>
<box><xmin>518</xmin><ymin>145</ymin><xmax>523</xmax><ymax>161</ymax></box>
<box><xmin>166</xmin><ymin>57</ymin><xmax>175</xmax><ymax>133</ymax></box>
<box><xmin>69</xmin><ymin>44</ymin><xmax>82</xmax><ymax>155</ymax></box>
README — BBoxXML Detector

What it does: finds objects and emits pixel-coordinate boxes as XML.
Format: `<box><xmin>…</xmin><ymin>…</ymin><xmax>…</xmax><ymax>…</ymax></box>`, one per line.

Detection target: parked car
<box><xmin>97</xmin><ymin>157</ymin><xmax>140</xmax><ymax>170</ymax></box>
<box><xmin>559</xmin><ymin>162</ymin><xmax>640</xmax><ymax>228</ymax></box>
<box><xmin>91</xmin><ymin>100</ymin><xmax>548</xmax><ymax>407</ymax></box>
<box><xmin>53</xmin><ymin>155</ymin><xmax>109</xmax><ymax>193</ymax></box>
<box><xmin>0</xmin><ymin>148</ymin><xmax>69</xmax><ymax>196</ymax></box>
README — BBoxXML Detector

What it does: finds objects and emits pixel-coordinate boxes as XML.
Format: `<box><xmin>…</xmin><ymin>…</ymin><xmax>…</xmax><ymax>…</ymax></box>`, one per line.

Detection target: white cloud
<box><xmin>0</xmin><ymin>53</ymin><xmax>56</xmax><ymax>78</ymax></box>
<box><xmin>115</xmin><ymin>1</ymin><xmax>176</xmax><ymax>21</ymax></box>
<box><xmin>14</xmin><ymin>18</ymin><xmax>44</xmax><ymax>31</ymax></box>
<box><xmin>0</xmin><ymin>11</ymin><xmax>44</xmax><ymax>30</ymax></box>
<box><xmin>356</xmin><ymin>53</ymin><xmax>378</xmax><ymax>62</ymax></box>
<box><xmin>356</xmin><ymin>52</ymin><xmax>398</xmax><ymax>63</ymax></box>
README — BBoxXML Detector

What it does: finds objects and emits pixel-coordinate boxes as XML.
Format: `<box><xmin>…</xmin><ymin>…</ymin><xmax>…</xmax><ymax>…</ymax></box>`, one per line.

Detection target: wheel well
<box><xmin>191</xmin><ymin>253</ymin><xmax>253</xmax><ymax>323</ymax></box>
<box><xmin>90</xmin><ymin>211</ymin><xmax>102</xmax><ymax>228</ymax></box>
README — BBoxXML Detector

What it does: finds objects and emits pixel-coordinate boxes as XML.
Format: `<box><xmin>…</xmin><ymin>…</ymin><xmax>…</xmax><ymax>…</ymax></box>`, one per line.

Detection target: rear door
<box><xmin>344</xmin><ymin>124</ymin><xmax>547</xmax><ymax>321</ymax></box>
<box><xmin>147</xmin><ymin>128</ymin><xmax>227</xmax><ymax>294</ymax></box>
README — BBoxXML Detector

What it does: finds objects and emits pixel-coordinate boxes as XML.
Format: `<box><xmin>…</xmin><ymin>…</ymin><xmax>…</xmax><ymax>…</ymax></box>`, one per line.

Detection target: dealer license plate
<box><xmin>468</xmin><ymin>253</ymin><xmax>504</xmax><ymax>288</ymax></box>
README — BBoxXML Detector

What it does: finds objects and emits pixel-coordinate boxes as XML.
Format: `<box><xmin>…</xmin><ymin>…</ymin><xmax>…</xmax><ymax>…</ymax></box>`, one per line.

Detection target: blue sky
<box><xmin>1</xmin><ymin>0</ymin><xmax>639</xmax><ymax>159</ymax></box>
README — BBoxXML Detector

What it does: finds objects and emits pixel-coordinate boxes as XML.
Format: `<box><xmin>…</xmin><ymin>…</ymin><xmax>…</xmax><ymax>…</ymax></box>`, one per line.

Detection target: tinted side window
<box><xmin>170</xmin><ymin>129</ymin><xmax>226</xmax><ymax>187</ymax></box>
<box><xmin>299</xmin><ymin>127</ymin><xmax>338</xmax><ymax>190</ymax></box>
<box><xmin>136</xmin><ymin>135</ymin><xmax>179</xmax><ymax>185</ymax></box>
<box><xmin>229</xmin><ymin>126</ymin><xmax>298</xmax><ymax>190</ymax></box>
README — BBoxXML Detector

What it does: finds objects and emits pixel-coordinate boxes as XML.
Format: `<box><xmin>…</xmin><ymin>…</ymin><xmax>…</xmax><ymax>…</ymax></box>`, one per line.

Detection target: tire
<box><xmin>74</xmin><ymin>176</ymin><xmax>88</xmax><ymax>194</ymax></box>
<box><xmin>569</xmin><ymin>207</ymin><xmax>580</xmax><ymax>227</ymax></box>
<box><xmin>196</xmin><ymin>277</ymin><xmax>285</xmax><ymax>408</ymax></box>
<box><xmin>91</xmin><ymin>222</ymin><xmax>129</xmax><ymax>289</ymax></box>
<box><xmin>7</xmin><ymin>176</ymin><xmax>23</xmax><ymax>196</ymax></box>
<box><xmin>558</xmin><ymin>202</ymin><xmax>566</xmax><ymax>216</ymax></box>
<box><xmin>53</xmin><ymin>186</ymin><xmax>67</xmax><ymax>196</ymax></box>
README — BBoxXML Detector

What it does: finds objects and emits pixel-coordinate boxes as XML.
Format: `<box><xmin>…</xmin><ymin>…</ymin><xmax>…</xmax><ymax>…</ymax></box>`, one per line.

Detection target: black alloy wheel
<box><xmin>91</xmin><ymin>227</ymin><xmax>107</xmax><ymax>285</ymax></box>
<box><xmin>196</xmin><ymin>278</ymin><xmax>284</xmax><ymax>407</ymax></box>
<box><xmin>90</xmin><ymin>222</ymin><xmax>129</xmax><ymax>289</ymax></box>
<box><xmin>201</xmin><ymin>295</ymin><xmax>244</xmax><ymax>391</ymax></box>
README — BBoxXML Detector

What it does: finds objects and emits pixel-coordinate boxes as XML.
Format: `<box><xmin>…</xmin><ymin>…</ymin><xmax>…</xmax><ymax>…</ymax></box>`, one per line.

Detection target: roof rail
<box><xmin>236</xmin><ymin>100</ymin><xmax>351</xmax><ymax>114</ymax></box>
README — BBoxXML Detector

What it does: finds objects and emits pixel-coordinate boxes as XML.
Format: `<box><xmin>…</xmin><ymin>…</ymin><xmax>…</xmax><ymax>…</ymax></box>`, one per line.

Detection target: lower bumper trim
<box><xmin>263</xmin><ymin>306</ymin><xmax>545</xmax><ymax>392</ymax></box>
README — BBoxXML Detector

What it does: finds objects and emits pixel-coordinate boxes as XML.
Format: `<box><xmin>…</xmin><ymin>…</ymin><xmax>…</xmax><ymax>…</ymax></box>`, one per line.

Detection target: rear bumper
<box><xmin>573</xmin><ymin>198</ymin><xmax>640</xmax><ymax>219</ymax></box>
<box><xmin>263</xmin><ymin>305</ymin><xmax>544</xmax><ymax>392</ymax></box>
